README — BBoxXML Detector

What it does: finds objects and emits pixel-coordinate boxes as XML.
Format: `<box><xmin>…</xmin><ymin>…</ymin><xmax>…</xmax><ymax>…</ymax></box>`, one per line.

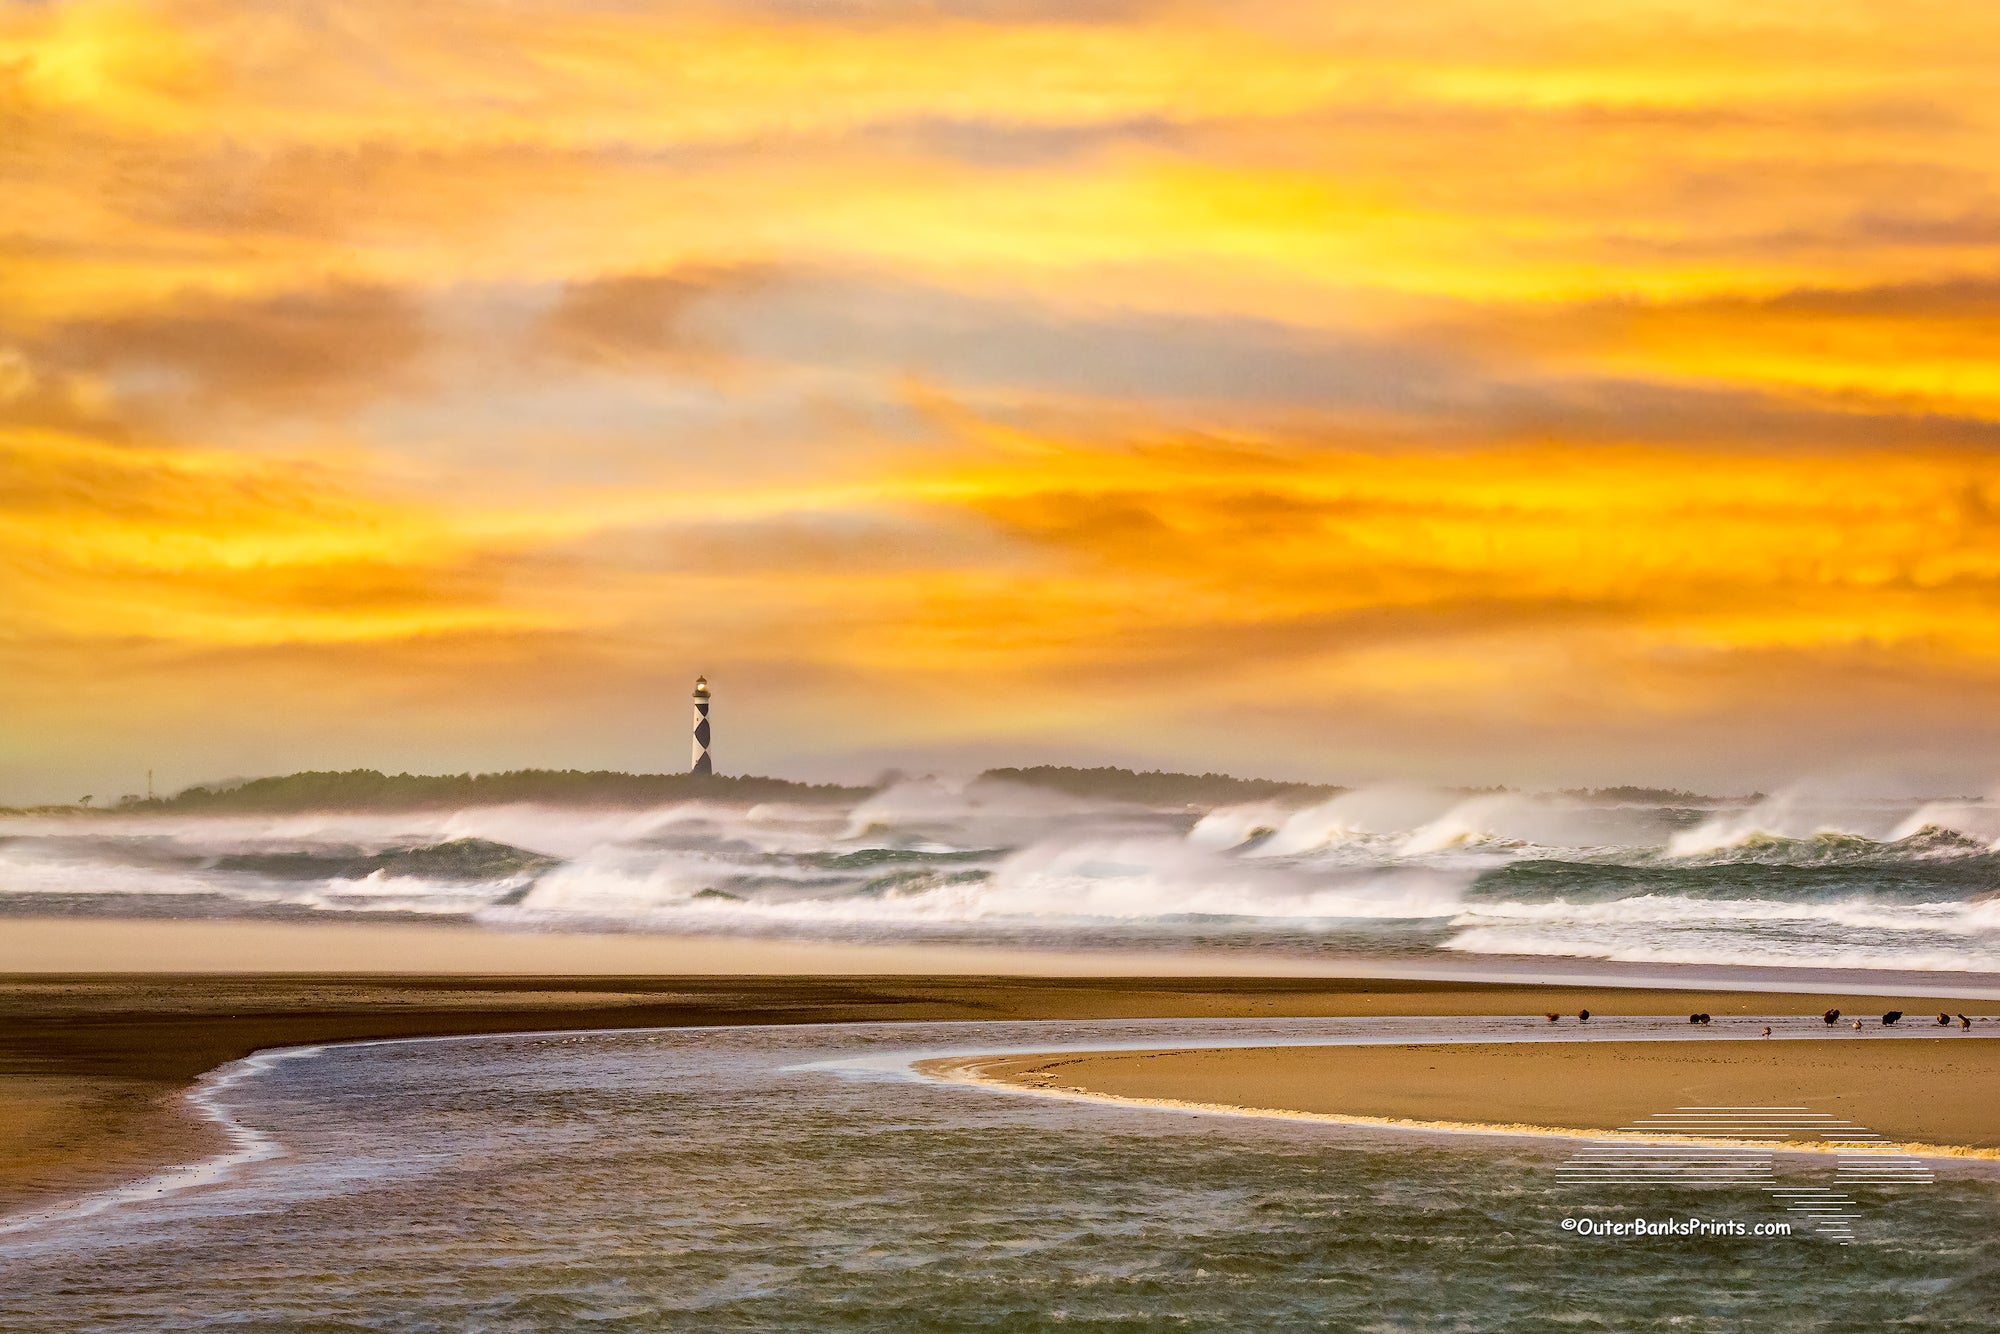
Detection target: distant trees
<box><xmin>1556</xmin><ymin>786</ymin><xmax>1746</xmax><ymax>805</ymax></box>
<box><xmin>978</xmin><ymin>765</ymin><xmax>1342</xmax><ymax>807</ymax></box>
<box><xmin>1560</xmin><ymin>786</ymin><xmax>1702</xmax><ymax>804</ymax></box>
<box><xmin>23</xmin><ymin>764</ymin><xmax>1744</xmax><ymax>818</ymax></box>
<box><xmin>81</xmin><ymin>764</ymin><xmax>1345</xmax><ymax>814</ymax></box>
<box><xmin>121</xmin><ymin>768</ymin><xmax>869</xmax><ymax>813</ymax></box>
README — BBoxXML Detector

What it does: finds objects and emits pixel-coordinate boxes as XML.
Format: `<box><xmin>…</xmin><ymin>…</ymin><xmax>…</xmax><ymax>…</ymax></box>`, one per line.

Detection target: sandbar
<box><xmin>933</xmin><ymin>1035</ymin><xmax>2000</xmax><ymax>1152</ymax></box>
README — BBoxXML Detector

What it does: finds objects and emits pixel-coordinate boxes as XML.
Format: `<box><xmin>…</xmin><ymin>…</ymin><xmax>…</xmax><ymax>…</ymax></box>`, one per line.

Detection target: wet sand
<box><xmin>6</xmin><ymin>970</ymin><xmax>1998</xmax><ymax>1219</ymax></box>
<box><xmin>936</xmin><ymin>1033</ymin><xmax>2000</xmax><ymax>1152</ymax></box>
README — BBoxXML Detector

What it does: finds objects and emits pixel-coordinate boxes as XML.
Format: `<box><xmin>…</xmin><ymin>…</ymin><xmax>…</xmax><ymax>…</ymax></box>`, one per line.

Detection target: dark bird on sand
<box><xmin>1547</xmin><ymin>1013</ymin><xmax>1560</xmax><ymax>1023</ymax></box>
<box><xmin>1961</xmin><ymin>1014</ymin><xmax>1973</xmax><ymax>1030</ymax></box>
<box><xmin>1852</xmin><ymin>1020</ymin><xmax>1862</xmax><ymax>1030</ymax></box>
<box><xmin>1688</xmin><ymin>1012</ymin><xmax>1712</xmax><ymax>1025</ymax></box>
<box><xmin>1882</xmin><ymin>1011</ymin><xmax>1903</xmax><ymax>1025</ymax></box>
<box><xmin>1938</xmin><ymin>1013</ymin><xmax>1952</xmax><ymax>1025</ymax></box>
<box><xmin>1578</xmin><ymin>1009</ymin><xmax>1590</xmax><ymax>1022</ymax></box>
<box><xmin>1823</xmin><ymin>1009</ymin><xmax>1840</xmax><ymax>1024</ymax></box>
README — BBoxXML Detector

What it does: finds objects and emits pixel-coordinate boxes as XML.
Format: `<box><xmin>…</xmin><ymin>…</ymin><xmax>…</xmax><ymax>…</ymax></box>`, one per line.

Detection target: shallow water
<box><xmin>2</xmin><ymin>1018</ymin><xmax>1997</xmax><ymax>1331</ymax></box>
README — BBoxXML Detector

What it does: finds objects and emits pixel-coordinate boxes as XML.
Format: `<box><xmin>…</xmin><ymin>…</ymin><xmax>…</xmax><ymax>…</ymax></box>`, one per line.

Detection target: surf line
<box><xmin>0</xmin><ymin>1044</ymin><xmax>327</xmax><ymax>1245</ymax></box>
<box><xmin>915</xmin><ymin>1038</ymin><xmax>2000</xmax><ymax>1166</ymax></box>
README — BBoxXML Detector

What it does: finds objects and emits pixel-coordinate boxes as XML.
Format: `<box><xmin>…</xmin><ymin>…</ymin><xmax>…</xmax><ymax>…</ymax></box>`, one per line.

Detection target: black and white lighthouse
<box><xmin>690</xmin><ymin>676</ymin><xmax>713</xmax><ymax>775</ymax></box>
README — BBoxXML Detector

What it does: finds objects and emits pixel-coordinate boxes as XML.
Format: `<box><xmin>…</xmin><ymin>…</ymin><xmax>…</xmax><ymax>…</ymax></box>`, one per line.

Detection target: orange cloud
<box><xmin>9</xmin><ymin>0</ymin><xmax>2000</xmax><ymax>795</ymax></box>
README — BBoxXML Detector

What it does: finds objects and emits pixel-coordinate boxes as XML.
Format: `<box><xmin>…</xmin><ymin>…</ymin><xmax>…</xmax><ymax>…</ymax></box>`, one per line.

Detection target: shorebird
<box><xmin>1578</xmin><ymin>1009</ymin><xmax>1591</xmax><ymax>1022</ymax></box>
<box><xmin>1882</xmin><ymin>1011</ymin><xmax>1903</xmax><ymax>1025</ymax></box>
<box><xmin>1823</xmin><ymin>1009</ymin><xmax>1841</xmax><ymax>1025</ymax></box>
<box><xmin>1546</xmin><ymin>1012</ymin><xmax>1560</xmax><ymax>1023</ymax></box>
<box><xmin>1937</xmin><ymin>1013</ymin><xmax>1953</xmax><ymax>1026</ymax></box>
<box><xmin>1852</xmin><ymin>1019</ymin><xmax>1863</xmax><ymax>1030</ymax></box>
<box><xmin>1761</xmin><ymin>1026</ymin><xmax>1772</xmax><ymax>1037</ymax></box>
<box><xmin>1960</xmin><ymin>1014</ymin><xmax>1973</xmax><ymax>1030</ymax></box>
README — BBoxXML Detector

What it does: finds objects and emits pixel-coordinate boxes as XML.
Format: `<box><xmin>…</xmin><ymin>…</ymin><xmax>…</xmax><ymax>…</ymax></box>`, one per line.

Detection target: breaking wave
<box><xmin>5</xmin><ymin>776</ymin><xmax>2000</xmax><ymax>974</ymax></box>
<box><xmin>1441</xmin><ymin>926</ymin><xmax>2000</xmax><ymax>974</ymax></box>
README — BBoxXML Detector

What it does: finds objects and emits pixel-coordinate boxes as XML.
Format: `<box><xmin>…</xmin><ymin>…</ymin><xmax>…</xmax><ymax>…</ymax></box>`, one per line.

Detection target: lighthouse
<box><xmin>690</xmin><ymin>675</ymin><xmax>713</xmax><ymax>775</ymax></box>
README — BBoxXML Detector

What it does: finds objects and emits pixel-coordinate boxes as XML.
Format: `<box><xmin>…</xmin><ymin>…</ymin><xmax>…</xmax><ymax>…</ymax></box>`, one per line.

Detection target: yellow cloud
<box><xmin>0</xmin><ymin>427</ymin><xmax>545</xmax><ymax>645</ymax></box>
<box><xmin>11</xmin><ymin>0</ymin><xmax>2000</xmax><ymax>784</ymax></box>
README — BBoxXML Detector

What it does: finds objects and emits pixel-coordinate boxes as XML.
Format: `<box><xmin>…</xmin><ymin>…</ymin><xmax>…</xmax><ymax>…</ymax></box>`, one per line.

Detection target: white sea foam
<box><xmin>838</xmin><ymin>776</ymin><xmax>1122</xmax><ymax>843</ymax></box>
<box><xmin>1186</xmin><ymin>802</ymin><xmax>1303</xmax><ymax>851</ymax></box>
<box><xmin>1889</xmin><ymin>800</ymin><xmax>2000</xmax><ymax>845</ymax></box>
<box><xmin>1234</xmin><ymin>786</ymin><xmax>1462</xmax><ymax>855</ymax></box>
<box><xmin>1451</xmin><ymin>895</ymin><xmax>2000</xmax><ymax>935</ymax></box>
<box><xmin>0</xmin><ymin>844</ymin><xmax>224</xmax><ymax>898</ymax></box>
<box><xmin>9</xmin><ymin>779</ymin><xmax>2000</xmax><ymax>974</ymax></box>
<box><xmin>1665</xmin><ymin>783</ymin><xmax>2000</xmax><ymax>858</ymax></box>
<box><xmin>974</xmin><ymin>839</ymin><xmax>1472</xmax><ymax>921</ymax></box>
<box><xmin>0</xmin><ymin>801</ymin><xmax>849</xmax><ymax>862</ymax></box>
<box><xmin>1440</xmin><ymin>925</ymin><xmax>2000</xmax><ymax>973</ymax></box>
<box><xmin>1191</xmin><ymin>785</ymin><xmax>1670</xmax><ymax>862</ymax></box>
<box><xmin>506</xmin><ymin>834</ymin><xmax>1474</xmax><ymax>926</ymax></box>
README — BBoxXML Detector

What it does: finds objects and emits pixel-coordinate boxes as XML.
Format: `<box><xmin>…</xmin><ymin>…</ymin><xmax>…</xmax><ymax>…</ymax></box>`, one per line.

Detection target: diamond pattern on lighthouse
<box><xmin>690</xmin><ymin>675</ymin><xmax>713</xmax><ymax>775</ymax></box>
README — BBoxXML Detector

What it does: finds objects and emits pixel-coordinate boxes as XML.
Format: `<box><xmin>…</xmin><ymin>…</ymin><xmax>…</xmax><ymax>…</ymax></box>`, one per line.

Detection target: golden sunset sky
<box><xmin>8</xmin><ymin>0</ymin><xmax>2000</xmax><ymax>800</ymax></box>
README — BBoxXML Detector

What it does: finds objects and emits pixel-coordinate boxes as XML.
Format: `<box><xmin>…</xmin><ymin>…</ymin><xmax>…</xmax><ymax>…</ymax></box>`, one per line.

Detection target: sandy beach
<box><xmin>6</xmin><ymin>914</ymin><xmax>2000</xmax><ymax>1222</ymax></box>
<box><xmin>933</xmin><ymin>1032</ymin><xmax>2000</xmax><ymax>1152</ymax></box>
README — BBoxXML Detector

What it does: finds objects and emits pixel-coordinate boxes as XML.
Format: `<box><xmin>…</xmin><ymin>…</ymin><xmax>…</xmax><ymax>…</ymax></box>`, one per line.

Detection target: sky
<box><xmin>7</xmin><ymin>0</ymin><xmax>2000</xmax><ymax>803</ymax></box>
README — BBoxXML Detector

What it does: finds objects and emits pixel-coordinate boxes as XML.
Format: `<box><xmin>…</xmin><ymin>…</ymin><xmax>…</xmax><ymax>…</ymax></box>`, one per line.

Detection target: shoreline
<box><xmin>0</xmin><ymin>1047</ymin><xmax>319</xmax><ymax>1242</ymax></box>
<box><xmin>924</xmin><ymin>1031</ymin><xmax>2000</xmax><ymax>1160</ymax></box>
<box><xmin>7</xmin><ymin>917</ymin><xmax>2000</xmax><ymax>997</ymax></box>
<box><xmin>6</xmin><ymin>970</ymin><xmax>1999</xmax><ymax>1229</ymax></box>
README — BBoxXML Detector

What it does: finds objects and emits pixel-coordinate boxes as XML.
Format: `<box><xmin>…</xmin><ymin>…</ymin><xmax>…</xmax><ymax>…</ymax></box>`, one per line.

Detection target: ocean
<box><xmin>5</xmin><ymin>779</ymin><xmax>2000</xmax><ymax>975</ymax></box>
<box><xmin>2</xmin><ymin>1018</ymin><xmax>1995</xmax><ymax>1331</ymax></box>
